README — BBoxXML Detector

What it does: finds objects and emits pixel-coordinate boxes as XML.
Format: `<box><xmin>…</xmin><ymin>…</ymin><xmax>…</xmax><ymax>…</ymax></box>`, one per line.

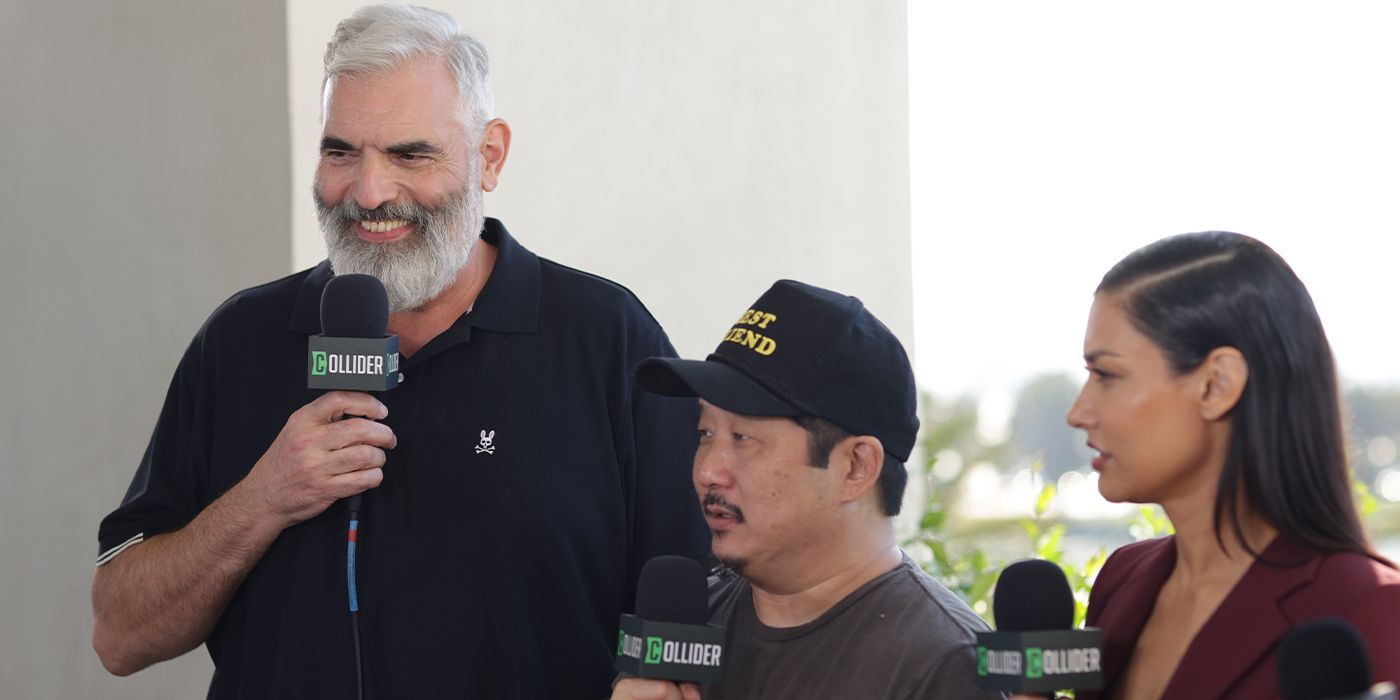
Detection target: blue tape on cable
<box><xmin>347</xmin><ymin>519</ymin><xmax>360</xmax><ymax>613</ymax></box>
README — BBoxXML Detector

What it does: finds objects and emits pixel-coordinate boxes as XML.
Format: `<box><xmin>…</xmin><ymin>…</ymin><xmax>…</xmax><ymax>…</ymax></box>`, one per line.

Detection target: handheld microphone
<box><xmin>615</xmin><ymin>556</ymin><xmax>727</xmax><ymax>684</ymax></box>
<box><xmin>975</xmin><ymin>559</ymin><xmax>1103</xmax><ymax>694</ymax></box>
<box><xmin>1279</xmin><ymin>617</ymin><xmax>1398</xmax><ymax>700</ymax></box>
<box><xmin>311</xmin><ymin>273</ymin><xmax>402</xmax><ymax>515</ymax></box>
<box><xmin>309</xmin><ymin>273</ymin><xmax>402</xmax><ymax>393</ymax></box>
<box><xmin>310</xmin><ymin>273</ymin><xmax>401</xmax><ymax>700</ymax></box>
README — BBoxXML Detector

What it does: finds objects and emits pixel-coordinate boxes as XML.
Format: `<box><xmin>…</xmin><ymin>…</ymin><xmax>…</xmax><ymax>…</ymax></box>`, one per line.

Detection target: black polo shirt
<box><xmin>97</xmin><ymin>219</ymin><xmax>708</xmax><ymax>699</ymax></box>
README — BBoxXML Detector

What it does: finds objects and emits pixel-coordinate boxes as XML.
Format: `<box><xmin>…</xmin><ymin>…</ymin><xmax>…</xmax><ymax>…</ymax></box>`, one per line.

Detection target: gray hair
<box><xmin>323</xmin><ymin>4</ymin><xmax>494</xmax><ymax>138</ymax></box>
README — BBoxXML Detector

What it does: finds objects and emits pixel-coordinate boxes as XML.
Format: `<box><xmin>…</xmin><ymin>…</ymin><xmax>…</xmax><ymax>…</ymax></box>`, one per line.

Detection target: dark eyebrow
<box><xmin>385</xmin><ymin>141</ymin><xmax>443</xmax><ymax>156</ymax></box>
<box><xmin>1084</xmin><ymin>350</ymin><xmax>1121</xmax><ymax>363</ymax></box>
<box><xmin>320</xmin><ymin>136</ymin><xmax>354</xmax><ymax>152</ymax></box>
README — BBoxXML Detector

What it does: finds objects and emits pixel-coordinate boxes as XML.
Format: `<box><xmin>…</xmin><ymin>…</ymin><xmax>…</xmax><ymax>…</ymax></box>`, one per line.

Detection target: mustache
<box><xmin>313</xmin><ymin>183</ymin><xmax>479</xmax><ymax>314</ymax></box>
<box><xmin>315</xmin><ymin>192</ymin><xmax>430</xmax><ymax>229</ymax></box>
<box><xmin>702</xmin><ymin>492</ymin><xmax>744</xmax><ymax>521</ymax></box>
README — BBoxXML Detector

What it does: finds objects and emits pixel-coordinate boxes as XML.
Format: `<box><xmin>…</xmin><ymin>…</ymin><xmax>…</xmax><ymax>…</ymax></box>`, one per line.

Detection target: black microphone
<box><xmin>309</xmin><ymin>273</ymin><xmax>402</xmax><ymax>393</ymax></box>
<box><xmin>311</xmin><ymin>273</ymin><xmax>403</xmax><ymax>515</ymax></box>
<box><xmin>615</xmin><ymin>556</ymin><xmax>726</xmax><ymax>684</ymax></box>
<box><xmin>975</xmin><ymin>559</ymin><xmax>1103</xmax><ymax>694</ymax></box>
<box><xmin>1279</xmin><ymin>617</ymin><xmax>1398</xmax><ymax>700</ymax></box>
<box><xmin>309</xmin><ymin>273</ymin><xmax>401</xmax><ymax>700</ymax></box>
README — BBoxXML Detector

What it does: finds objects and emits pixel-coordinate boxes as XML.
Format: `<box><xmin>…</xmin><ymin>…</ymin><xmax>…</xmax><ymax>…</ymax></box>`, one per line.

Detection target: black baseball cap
<box><xmin>635</xmin><ymin>280</ymin><xmax>919</xmax><ymax>462</ymax></box>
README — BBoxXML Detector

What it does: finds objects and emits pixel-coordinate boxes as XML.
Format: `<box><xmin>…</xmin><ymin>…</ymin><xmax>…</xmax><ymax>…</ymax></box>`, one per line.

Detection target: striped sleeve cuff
<box><xmin>96</xmin><ymin>533</ymin><xmax>144</xmax><ymax>567</ymax></box>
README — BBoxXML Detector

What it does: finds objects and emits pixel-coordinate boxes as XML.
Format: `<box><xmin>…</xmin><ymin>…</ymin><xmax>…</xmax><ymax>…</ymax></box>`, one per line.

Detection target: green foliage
<box><xmin>1355</xmin><ymin>478</ymin><xmax>1379</xmax><ymax>518</ymax></box>
<box><xmin>908</xmin><ymin>449</ymin><xmax>1116</xmax><ymax>625</ymax></box>
<box><xmin>912</xmin><ymin>460</ymin><xmax>1115</xmax><ymax>627</ymax></box>
<box><xmin>907</xmin><ymin>393</ymin><xmax>1167</xmax><ymax>627</ymax></box>
<box><xmin>1128</xmin><ymin>504</ymin><xmax>1174</xmax><ymax>541</ymax></box>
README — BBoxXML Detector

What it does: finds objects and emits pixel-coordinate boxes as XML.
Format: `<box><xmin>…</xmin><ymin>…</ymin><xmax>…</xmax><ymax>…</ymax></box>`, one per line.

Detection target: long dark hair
<box><xmin>1098</xmin><ymin>231</ymin><xmax>1382</xmax><ymax>563</ymax></box>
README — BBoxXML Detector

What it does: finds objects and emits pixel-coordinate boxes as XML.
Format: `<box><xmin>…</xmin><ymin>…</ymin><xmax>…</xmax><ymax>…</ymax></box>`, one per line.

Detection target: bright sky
<box><xmin>909</xmin><ymin>1</ymin><xmax>1400</xmax><ymax>399</ymax></box>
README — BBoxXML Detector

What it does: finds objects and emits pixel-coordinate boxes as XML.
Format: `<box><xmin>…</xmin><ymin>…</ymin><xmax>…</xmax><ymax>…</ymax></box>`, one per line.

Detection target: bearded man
<box><xmin>90</xmin><ymin>5</ymin><xmax>706</xmax><ymax>698</ymax></box>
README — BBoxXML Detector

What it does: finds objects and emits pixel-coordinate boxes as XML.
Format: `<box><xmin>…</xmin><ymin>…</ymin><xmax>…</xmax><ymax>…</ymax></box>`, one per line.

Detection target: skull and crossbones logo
<box><xmin>476</xmin><ymin>429</ymin><xmax>496</xmax><ymax>455</ymax></box>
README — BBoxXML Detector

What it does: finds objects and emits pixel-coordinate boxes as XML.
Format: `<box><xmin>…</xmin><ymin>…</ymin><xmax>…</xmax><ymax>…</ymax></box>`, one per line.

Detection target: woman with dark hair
<box><xmin>1066</xmin><ymin>231</ymin><xmax>1400</xmax><ymax>699</ymax></box>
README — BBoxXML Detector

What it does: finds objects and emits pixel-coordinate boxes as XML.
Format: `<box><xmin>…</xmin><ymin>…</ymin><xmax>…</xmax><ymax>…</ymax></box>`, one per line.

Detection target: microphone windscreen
<box><xmin>1278</xmin><ymin>617</ymin><xmax>1373</xmax><ymax>700</ymax></box>
<box><xmin>635</xmin><ymin>556</ymin><xmax>709</xmax><ymax>625</ymax></box>
<box><xmin>321</xmin><ymin>274</ymin><xmax>389</xmax><ymax>338</ymax></box>
<box><xmin>993</xmin><ymin>559</ymin><xmax>1075</xmax><ymax>632</ymax></box>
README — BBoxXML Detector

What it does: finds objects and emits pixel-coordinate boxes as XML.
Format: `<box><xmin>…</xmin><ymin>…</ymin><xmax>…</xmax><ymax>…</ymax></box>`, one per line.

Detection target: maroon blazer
<box><xmin>1078</xmin><ymin>535</ymin><xmax>1400</xmax><ymax>700</ymax></box>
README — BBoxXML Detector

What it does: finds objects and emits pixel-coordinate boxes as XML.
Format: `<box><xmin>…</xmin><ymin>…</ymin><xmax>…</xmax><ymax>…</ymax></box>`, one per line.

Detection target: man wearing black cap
<box><xmin>612</xmin><ymin>280</ymin><xmax>1002</xmax><ymax>700</ymax></box>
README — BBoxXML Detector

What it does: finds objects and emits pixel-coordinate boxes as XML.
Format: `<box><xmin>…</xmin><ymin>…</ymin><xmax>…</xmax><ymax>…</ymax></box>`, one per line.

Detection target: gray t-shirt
<box><xmin>702</xmin><ymin>553</ymin><xmax>1004</xmax><ymax>700</ymax></box>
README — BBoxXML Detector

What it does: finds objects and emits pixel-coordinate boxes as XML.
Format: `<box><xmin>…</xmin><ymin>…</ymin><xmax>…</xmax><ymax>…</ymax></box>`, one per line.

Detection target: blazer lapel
<box><xmin>1159</xmin><ymin>536</ymin><xmax>1320</xmax><ymax>699</ymax></box>
<box><xmin>1093</xmin><ymin>539</ymin><xmax>1177</xmax><ymax>695</ymax></box>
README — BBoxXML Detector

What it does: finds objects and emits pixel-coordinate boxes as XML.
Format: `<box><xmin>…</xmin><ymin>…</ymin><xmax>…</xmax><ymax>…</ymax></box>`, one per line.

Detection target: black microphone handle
<box><xmin>335</xmin><ymin>407</ymin><xmax>379</xmax><ymax>515</ymax></box>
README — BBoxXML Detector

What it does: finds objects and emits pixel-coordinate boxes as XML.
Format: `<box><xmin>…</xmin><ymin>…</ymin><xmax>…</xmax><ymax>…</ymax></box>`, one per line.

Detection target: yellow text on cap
<box><xmin>722</xmin><ymin>308</ymin><xmax>779</xmax><ymax>356</ymax></box>
<box><xmin>735</xmin><ymin>309</ymin><xmax>777</xmax><ymax>329</ymax></box>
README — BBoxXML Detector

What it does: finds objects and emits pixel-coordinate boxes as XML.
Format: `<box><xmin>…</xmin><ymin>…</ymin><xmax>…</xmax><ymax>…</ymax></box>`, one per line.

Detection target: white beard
<box><xmin>316</xmin><ymin>161</ymin><xmax>484</xmax><ymax>313</ymax></box>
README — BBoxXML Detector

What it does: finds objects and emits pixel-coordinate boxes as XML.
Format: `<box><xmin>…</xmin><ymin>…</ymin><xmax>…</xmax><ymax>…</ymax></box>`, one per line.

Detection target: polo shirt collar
<box><xmin>288</xmin><ymin>217</ymin><xmax>541</xmax><ymax>340</ymax></box>
<box><xmin>469</xmin><ymin>217</ymin><xmax>540</xmax><ymax>334</ymax></box>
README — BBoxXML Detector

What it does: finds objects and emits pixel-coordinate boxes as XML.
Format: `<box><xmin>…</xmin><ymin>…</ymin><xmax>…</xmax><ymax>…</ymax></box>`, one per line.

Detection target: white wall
<box><xmin>289</xmin><ymin>0</ymin><xmax>913</xmax><ymax>359</ymax></box>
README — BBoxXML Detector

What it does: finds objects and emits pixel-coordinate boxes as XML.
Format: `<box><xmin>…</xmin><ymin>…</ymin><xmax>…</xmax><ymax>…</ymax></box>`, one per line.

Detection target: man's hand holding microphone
<box><xmin>242</xmin><ymin>390</ymin><xmax>394</xmax><ymax>527</ymax></box>
<box><xmin>610</xmin><ymin>678</ymin><xmax>702</xmax><ymax>700</ymax></box>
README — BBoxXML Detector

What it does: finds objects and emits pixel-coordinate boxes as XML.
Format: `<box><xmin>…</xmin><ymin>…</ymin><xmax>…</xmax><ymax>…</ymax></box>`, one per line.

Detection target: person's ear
<box><xmin>834</xmin><ymin>436</ymin><xmax>884</xmax><ymax>505</ymax></box>
<box><xmin>479</xmin><ymin>118</ymin><xmax>511</xmax><ymax>192</ymax></box>
<box><xmin>1198</xmin><ymin>346</ymin><xmax>1248</xmax><ymax>421</ymax></box>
